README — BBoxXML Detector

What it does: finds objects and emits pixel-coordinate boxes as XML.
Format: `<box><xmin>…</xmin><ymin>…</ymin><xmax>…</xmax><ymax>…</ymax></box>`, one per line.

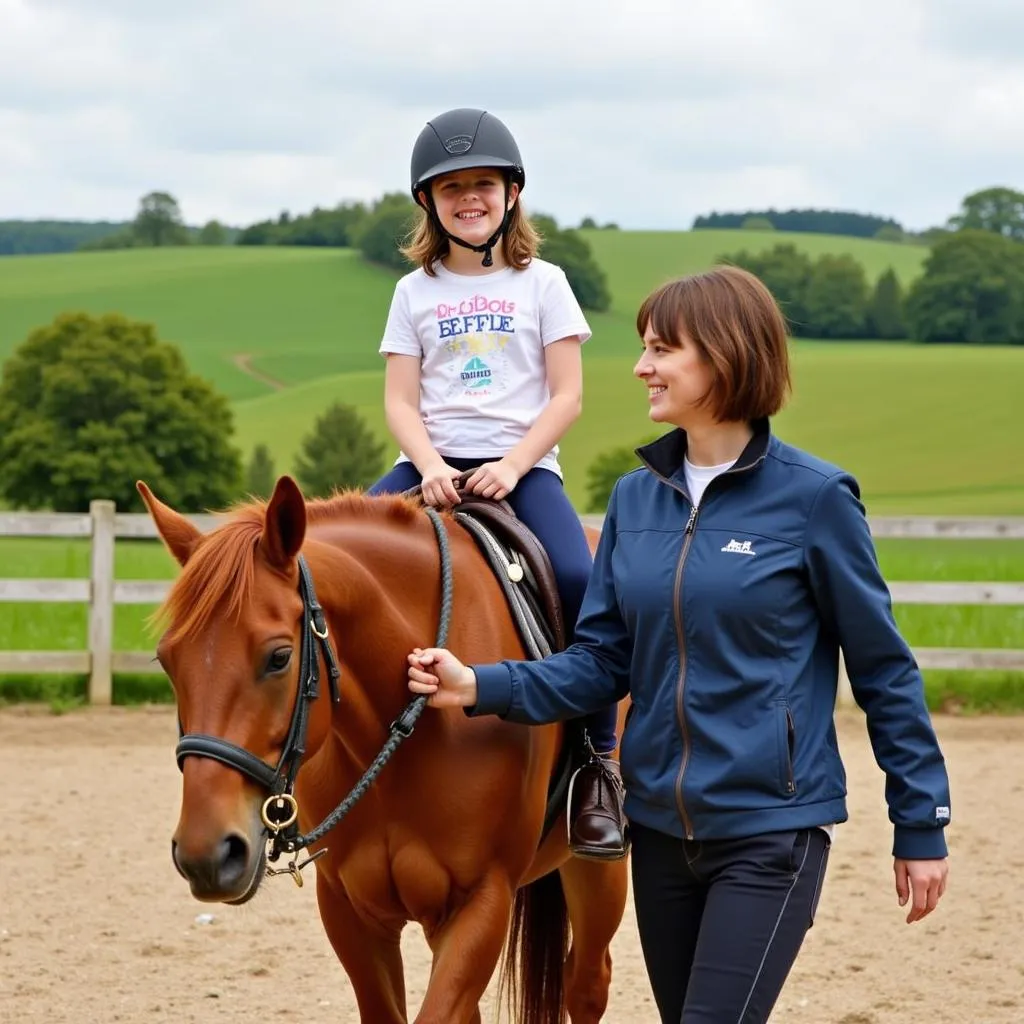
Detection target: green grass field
<box><xmin>5</xmin><ymin>230</ymin><xmax>1014</xmax><ymax>514</ymax></box>
<box><xmin>0</xmin><ymin>247</ymin><xmax>400</xmax><ymax>400</ymax></box>
<box><xmin>1</xmin><ymin>230</ymin><xmax>1021</xmax><ymax>709</ymax></box>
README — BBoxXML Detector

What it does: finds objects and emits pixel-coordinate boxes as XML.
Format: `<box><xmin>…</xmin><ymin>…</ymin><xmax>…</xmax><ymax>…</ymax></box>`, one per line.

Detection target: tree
<box><xmin>741</xmin><ymin>216</ymin><xmax>774</xmax><ymax>231</ymax></box>
<box><xmin>245</xmin><ymin>444</ymin><xmax>276</xmax><ymax>498</ymax></box>
<box><xmin>585</xmin><ymin>441</ymin><xmax>656</xmax><ymax>513</ymax></box>
<box><xmin>716</xmin><ymin>244</ymin><xmax>814</xmax><ymax>334</ymax></box>
<box><xmin>356</xmin><ymin>194</ymin><xmax>418</xmax><ymax>271</ymax></box>
<box><xmin>198</xmin><ymin>219</ymin><xmax>227</xmax><ymax>245</ymax></box>
<box><xmin>803</xmin><ymin>254</ymin><xmax>869</xmax><ymax>338</ymax></box>
<box><xmin>866</xmin><ymin>268</ymin><xmax>907</xmax><ymax>339</ymax></box>
<box><xmin>0</xmin><ymin>312</ymin><xmax>242</xmax><ymax>512</ymax></box>
<box><xmin>579</xmin><ymin>216</ymin><xmax>598</xmax><ymax>230</ymax></box>
<box><xmin>132</xmin><ymin>191</ymin><xmax>189</xmax><ymax>247</ymax></box>
<box><xmin>948</xmin><ymin>187</ymin><xmax>1024</xmax><ymax>242</ymax></box>
<box><xmin>293</xmin><ymin>402</ymin><xmax>386</xmax><ymax>497</ymax></box>
<box><xmin>905</xmin><ymin>229</ymin><xmax>1024</xmax><ymax>344</ymax></box>
<box><xmin>237</xmin><ymin>201</ymin><xmax>369</xmax><ymax>248</ymax></box>
<box><xmin>532</xmin><ymin>214</ymin><xmax>612</xmax><ymax>312</ymax></box>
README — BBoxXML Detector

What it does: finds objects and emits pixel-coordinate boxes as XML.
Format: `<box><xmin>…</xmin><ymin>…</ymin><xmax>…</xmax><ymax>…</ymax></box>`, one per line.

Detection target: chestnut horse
<box><xmin>139</xmin><ymin>475</ymin><xmax>628</xmax><ymax>1024</ymax></box>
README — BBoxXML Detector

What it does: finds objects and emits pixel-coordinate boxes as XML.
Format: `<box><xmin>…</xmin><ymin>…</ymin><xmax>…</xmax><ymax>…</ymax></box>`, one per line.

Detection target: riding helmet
<box><xmin>410</xmin><ymin>108</ymin><xmax>526</xmax><ymax>204</ymax></box>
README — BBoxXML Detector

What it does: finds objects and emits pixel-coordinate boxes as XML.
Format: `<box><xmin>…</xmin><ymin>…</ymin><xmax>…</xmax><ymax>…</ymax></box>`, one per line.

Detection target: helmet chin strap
<box><xmin>428</xmin><ymin>181</ymin><xmax>511</xmax><ymax>268</ymax></box>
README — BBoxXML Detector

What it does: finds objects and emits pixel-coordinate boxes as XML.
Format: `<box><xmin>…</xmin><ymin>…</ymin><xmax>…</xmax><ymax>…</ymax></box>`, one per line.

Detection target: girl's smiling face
<box><xmin>426</xmin><ymin>168</ymin><xmax>517</xmax><ymax>245</ymax></box>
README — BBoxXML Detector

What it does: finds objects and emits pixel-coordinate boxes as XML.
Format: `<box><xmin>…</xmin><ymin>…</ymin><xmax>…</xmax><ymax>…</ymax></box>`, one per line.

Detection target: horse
<box><xmin>138</xmin><ymin>474</ymin><xmax>629</xmax><ymax>1024</ymax></box>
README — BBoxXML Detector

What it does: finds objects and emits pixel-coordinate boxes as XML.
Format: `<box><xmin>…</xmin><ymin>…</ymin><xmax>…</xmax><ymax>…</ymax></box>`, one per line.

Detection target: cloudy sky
<box><xmin>2</xmin><ymin>0</ymin><xmax>1022</xmax><ymax>232</ymax></box>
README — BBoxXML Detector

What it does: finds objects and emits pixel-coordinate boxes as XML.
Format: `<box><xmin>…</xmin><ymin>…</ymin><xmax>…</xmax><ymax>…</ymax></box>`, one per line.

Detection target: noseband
<box><xmin>174</xmin><ymin>506</ymin><xmax>453</xmax><ymax>880</ymax></box>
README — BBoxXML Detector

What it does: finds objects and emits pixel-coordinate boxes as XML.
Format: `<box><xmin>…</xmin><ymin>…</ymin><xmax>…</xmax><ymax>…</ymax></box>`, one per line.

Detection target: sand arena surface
<box><xmin>0</xmin><ymin>706</ymin><xmax>1020</xmax><ymax>1023</ymax></box>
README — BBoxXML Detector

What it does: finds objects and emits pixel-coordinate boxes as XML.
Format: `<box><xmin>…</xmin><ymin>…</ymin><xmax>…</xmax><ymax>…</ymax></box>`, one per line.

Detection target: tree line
<box><xmin>64</xmin><ymin>189</ymin><xmax>614</xmax><ymax>313</ymax></box>
<box><xmin>718</xmin><ymin>225</ymin><xmax>1024</xmax><ymax>344</ymax></box>
<box><xmin>693</xmin><ymin>208</ymin><xmax>903</xmax><ymax>239</ymax></box>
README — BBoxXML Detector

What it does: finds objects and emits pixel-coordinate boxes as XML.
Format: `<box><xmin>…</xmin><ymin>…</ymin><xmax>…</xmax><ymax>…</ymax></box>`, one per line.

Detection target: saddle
<box><xmin>404</xmin><ymin>473</ymin><xmax>567</xmax><ymax>658</ymax></box>
<box><xmin>402</xmin><ymin>472</ymin><xmax>583</xmax><ymax>841</ymax></box>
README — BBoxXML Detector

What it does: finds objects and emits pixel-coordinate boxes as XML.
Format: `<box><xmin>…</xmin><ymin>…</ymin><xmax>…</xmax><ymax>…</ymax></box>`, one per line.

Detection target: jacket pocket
<box><xmin>774</xmin><ymin>699</ymin><xmax>797</xmax><ymax>797</ymax></box>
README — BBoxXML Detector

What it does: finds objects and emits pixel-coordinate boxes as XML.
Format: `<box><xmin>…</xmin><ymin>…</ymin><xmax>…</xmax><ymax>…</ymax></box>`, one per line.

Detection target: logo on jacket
<box><xmin>721</xmin><ymin>539</ymin><xmax>756</xmax><ymax>556</ymax></box>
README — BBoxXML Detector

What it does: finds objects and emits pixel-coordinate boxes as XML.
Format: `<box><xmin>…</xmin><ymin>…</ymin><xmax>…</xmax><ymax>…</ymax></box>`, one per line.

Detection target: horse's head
<box><xmin>139</xmin><ymin>475</ymin><xmax>332</xmax><ymax>904</ymax></box>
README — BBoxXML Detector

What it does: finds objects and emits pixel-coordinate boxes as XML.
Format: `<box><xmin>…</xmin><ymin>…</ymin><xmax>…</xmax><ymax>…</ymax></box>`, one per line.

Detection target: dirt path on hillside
<box><xmin>231</xmin><ymin>352</ymin><xmax>286</xmax><ymax>391</ymax></box>
<box><xmin>1</xmin><ymin>708</ymin><xmax>1021</xmax><ymax>1023</ymax></box>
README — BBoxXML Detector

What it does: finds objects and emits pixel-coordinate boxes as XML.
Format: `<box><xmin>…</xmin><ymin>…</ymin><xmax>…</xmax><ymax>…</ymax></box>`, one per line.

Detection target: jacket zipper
<box><xmin>662</xmin><ymin>450</ymin><xmax>770</xmax><ymax>840</ymax></box>
<box><xmin>672</xmin><ymin>502</ymin><xmax>699</xmax><ymax>838</ymax></box>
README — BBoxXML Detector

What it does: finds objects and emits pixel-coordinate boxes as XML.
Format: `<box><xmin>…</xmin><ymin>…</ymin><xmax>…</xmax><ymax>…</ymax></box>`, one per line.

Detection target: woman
<box><xmin>407</xmin><ymin>265</ymin><xmax>951</xmax><ymax>1023</ymax></box>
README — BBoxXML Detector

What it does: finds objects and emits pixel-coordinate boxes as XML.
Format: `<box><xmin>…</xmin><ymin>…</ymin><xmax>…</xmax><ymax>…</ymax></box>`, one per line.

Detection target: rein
<box><xmin>174</xmin><ymin>506</ymin><xmax>454</xmax><ymax>885</ymax></box>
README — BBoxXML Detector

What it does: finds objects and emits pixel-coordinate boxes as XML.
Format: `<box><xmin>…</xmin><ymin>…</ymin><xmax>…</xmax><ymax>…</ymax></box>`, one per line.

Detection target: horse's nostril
<box><xmin>216</xmin><ymin>833</ymin><xmax>250</xmax><ymax>888</ymax></box>
<box><xmin>170</xmin><ymin>839</ymin><xmax>185</xmax><ymax>878</ymax></box>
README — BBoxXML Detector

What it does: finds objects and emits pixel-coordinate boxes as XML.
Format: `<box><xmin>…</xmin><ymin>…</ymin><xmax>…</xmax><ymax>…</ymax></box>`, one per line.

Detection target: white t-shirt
<box><xmin>683</xmin><ymin>454</ymin><xmax>836</xmax><ymax>843</ymax></box>
<box><xmin>684</xmin><ymin>455</ymin><xmax>735</xmax><ymax>507</ymax></box>
<box><xmin>378</xmin><ymin>258</ymin><xmax>591</xmax><ymax>477</ymax></box>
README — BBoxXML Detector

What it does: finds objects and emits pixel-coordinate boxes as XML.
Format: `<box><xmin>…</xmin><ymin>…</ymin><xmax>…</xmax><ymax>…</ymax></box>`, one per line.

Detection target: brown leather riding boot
<box><xmin>568</xmin><ymin>754</ymin><xmax>630</xmax><ymax>861</ymax></box>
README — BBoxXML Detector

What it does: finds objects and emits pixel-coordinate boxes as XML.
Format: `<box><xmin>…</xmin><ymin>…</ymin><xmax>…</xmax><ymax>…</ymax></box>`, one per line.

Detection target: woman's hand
<box><xmin>464</xmin><ymin>459</ymin><xmax>521</xmax><ymax>501</ymax></box>
<box><xmin>420</xmin><ymin>461</ymin><xmax>462</xmax><ymax>507</ymax></box>
<box><xmin>408</xmin><ymin>647</ymin><xmax>478</xmax><ymax>708</ymax></box>
<box><xmin>894</xmin><ymin>857</ymin><xmax>949</xmax><ymax>923</ymax></box>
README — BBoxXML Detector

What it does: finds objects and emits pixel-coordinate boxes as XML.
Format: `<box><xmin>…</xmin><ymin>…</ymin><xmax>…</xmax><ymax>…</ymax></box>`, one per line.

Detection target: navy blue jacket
<box><xmin>471</xmin><ymin>421</ymin><xmax>951</xmax><ymax>859</ymax></box>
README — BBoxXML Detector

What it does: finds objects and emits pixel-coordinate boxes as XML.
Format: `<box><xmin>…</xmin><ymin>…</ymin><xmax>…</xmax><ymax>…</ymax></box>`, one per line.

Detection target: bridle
<box><xmin>173</xmin><ymin>506</ymin><xmax>453</xmax><ymax>884</ymax></box>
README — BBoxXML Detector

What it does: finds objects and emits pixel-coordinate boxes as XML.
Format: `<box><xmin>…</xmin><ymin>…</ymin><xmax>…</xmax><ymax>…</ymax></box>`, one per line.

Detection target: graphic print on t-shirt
<box><xmin>435</xmin><ymin>293</ymin><xmax>516</xmax><ymax>399</ymax></box>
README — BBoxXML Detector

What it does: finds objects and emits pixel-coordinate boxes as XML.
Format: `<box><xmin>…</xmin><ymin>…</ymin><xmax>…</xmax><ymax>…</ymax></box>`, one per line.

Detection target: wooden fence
<box><xmin>2</xmin><ymin>502</ymin><xmax>1023</xmax><ymax>705</ymax></box>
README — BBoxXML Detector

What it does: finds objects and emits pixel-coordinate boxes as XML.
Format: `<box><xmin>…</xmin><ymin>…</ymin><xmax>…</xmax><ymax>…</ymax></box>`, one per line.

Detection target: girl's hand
<box><xmin>465</xmin><ymin>459</ymin><xmax>521</xmax><ymax>501</ymax></box>
<box><xmin>420</xmin><ymin>462</ymin><xmax>462</xmax><ymax>507</ymax></box>
<box><xmin>894</xmin><ymin>857</ymin><xmax>949</xmax><ymax>923</ymax></box>
<box><xmin>407</xmin><ymin>647</ymin><xmax>478</xmax><ymax>708</ymax></box>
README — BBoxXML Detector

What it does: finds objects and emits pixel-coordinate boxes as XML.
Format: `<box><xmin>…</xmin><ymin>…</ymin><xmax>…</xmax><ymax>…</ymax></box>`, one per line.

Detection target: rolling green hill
<box><xmin>580</xmin><ymin>228</ymin><xmax>929</xmax><ymax>315</ymax></box>
<box><xmin>3</xmin><ymin>231</ymin><xmax>1021</xmax><ymax>515</ymax></box>
<box><xmin>0</xmin><ymin>247</ymin><xmax>399</xmax><ymax>400</ymax></box>
<box><xmin>0</xmin><ymin>229</ymin><xmax>924</xmax><ymax>394</ymax></box>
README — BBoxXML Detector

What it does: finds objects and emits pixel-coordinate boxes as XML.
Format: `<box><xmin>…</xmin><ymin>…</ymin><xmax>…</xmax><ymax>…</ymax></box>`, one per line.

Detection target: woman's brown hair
<box><xmin>401</xmin><ymin>177</ymin><xmax>540</xmax><ymax>275</ymax></box>
<box><xmin>636</xmin><ymin>265</ymin><xmax>792</xmax><ymax>421</ymax></box>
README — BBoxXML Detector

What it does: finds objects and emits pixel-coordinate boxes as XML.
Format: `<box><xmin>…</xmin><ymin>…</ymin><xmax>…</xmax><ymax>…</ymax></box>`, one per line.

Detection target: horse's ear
<box><xmin>260</xmin><ymin>476</ymin><xmax>307</xmax><ymax>570</ymax></box>
<box><xmin>136</xmin><ymin>480</ymin><xmax>201</xmax><ymax>567</ymax></box>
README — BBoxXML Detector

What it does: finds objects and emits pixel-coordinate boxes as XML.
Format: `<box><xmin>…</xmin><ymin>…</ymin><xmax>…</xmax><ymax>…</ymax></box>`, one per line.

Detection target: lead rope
<box><xmin>266</xmin><ymin>506</ymin><xmax>454</xmax><ymax>875</ymax></box>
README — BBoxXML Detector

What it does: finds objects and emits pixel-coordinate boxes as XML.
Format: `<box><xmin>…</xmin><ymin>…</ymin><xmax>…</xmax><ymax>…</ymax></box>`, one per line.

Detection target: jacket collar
<box><xmin>636</xmin><ymin>418</ymin><xmax>771</xmax><ymax>482</ymax></box>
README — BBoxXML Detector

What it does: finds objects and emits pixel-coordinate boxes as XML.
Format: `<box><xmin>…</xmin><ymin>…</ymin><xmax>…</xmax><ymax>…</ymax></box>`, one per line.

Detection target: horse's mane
<box><xmin>157</xmin><ymin>491</ymin><xmax>421</xmax><ymax>642</ymax></box>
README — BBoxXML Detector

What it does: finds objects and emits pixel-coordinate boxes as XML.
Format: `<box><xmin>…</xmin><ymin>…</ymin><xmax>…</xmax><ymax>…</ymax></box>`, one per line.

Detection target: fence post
<box><xmin>836</xmin><ymin>650</ymin><xmax>854</xmax><ymax>709</ymax></box>
<box><xmin>88</xmin><ymin>499</ymin><xmax>116</xmax><ymax>705</ymax></box>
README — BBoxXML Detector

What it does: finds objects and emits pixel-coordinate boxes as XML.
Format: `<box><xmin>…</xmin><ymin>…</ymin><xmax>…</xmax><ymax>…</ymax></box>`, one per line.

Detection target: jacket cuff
<box><xmin>464</xmin><ymin>664</ymin><xmax>513</xmax><ymax>718</ymax></box>
<box><xmin>893</xmin><ymin>826</ymin><xmax>948</xmax><ymax>860</ymax></box>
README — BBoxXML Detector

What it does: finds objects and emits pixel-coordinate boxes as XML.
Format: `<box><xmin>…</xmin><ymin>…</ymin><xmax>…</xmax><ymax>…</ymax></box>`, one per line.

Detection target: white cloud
<box><xmin>1</xmin><ymin>0</ymin><xmax>1023</xmax><ymax>230</ymax></box>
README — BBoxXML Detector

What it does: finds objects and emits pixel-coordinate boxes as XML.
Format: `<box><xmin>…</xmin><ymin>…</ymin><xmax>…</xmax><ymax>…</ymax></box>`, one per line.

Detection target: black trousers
<box><xmin>629</xmin><ymin>822</ymin><xmax>831</xmax><ymax>1024</ymax></box>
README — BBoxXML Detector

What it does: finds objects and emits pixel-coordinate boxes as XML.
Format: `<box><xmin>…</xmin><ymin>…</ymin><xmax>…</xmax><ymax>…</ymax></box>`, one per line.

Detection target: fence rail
<box><xmin>3</xmin><ymin>503</ymin><xmax>1023</xmax><ymax>705</ymax></box>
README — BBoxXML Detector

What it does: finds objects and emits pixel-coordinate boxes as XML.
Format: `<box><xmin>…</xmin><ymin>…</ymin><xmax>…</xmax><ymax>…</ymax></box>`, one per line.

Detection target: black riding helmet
<box><xmin>410</xmin><ymin>108</ymin><xmax>526</xmax><ymax>267</ymax></box>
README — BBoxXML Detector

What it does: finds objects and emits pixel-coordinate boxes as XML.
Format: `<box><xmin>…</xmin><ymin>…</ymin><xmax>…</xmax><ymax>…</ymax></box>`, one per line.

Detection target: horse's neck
<box><xmin>303</xmin><ymin>522</ymin><xmax>443</xmax><ymax>753</ymax></box>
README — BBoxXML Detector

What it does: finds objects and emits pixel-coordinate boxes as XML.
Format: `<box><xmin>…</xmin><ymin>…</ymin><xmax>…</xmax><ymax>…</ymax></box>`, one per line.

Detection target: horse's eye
<box><xmin>266</xmin><ymin>648</ymin><xmax>292</xmax><ymax>674</ymax></box>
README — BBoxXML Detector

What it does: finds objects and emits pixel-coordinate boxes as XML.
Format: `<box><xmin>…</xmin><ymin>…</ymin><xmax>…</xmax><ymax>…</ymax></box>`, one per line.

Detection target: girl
<box><xmin>368</xmin><ymin>107</ymin><xmax>627</xmax><ymax>861</ymax></box>
<box><xmin>407</xmin><ymin>266</ymin><xmax>951</xmax><ymax>1023</ymax></box>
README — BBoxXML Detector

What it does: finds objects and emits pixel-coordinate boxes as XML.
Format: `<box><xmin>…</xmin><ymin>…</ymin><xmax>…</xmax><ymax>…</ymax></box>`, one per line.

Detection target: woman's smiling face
<box><xmin>633</xmin><ymin>321</ymin><xmax>716</xmax><ymax>429</ymax></box>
